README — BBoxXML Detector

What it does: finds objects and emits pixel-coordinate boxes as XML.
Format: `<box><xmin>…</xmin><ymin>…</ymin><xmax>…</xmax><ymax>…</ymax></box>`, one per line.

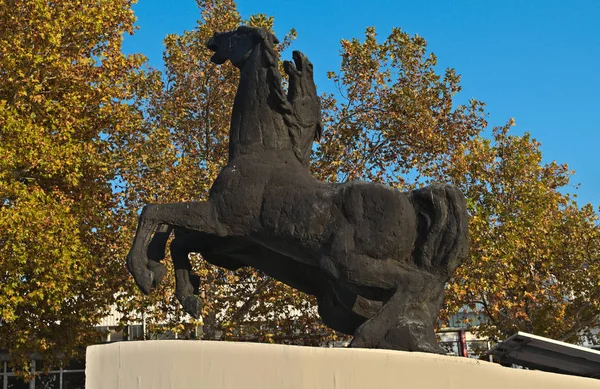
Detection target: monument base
<box><xmin>86</xmin><ymin>340</ymin><xmax>597</xmax><ymax>389</ymax></box>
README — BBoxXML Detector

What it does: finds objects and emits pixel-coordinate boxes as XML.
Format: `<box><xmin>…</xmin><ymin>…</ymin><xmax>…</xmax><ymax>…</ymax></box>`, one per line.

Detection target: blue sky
<box><xmin>123</xmin><ymin>0</ymin><xmax>600</xmax><ymax>208</ymax></box>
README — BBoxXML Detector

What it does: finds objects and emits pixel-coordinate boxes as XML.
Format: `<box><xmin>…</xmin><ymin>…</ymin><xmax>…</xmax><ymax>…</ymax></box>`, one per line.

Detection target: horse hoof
<box><xmin>348</xmin><ymin>337</ymin><xmax>367</xmax><ymax>349</ymax></box>
<box><xmin>182</xmin><ymin>295</ymin><xmax>203</xmax><ymax>319</ymax></box>
<box><xmin>147</xmin><ymin>260</ymin><xmax>167</xmax><ymax>288</ymax></box>
<box><xmin>419</xmin><ymin>343</ymin><xmax>446</xmax><ymax>355</ymax></box>
<box><xmin>348</xmin><ymin>333</ymin><xmax>375</xmax><ymax>349</ymax></box>
<box><xmin>134</xmin><ymin>268</ymin><xmax>155</xmax><ymax>295</ymax></box>
<box><xmin>126</xmin><ymin>251</ymin><xmax>152</xmax><ymax>294</ymax></box>
<box><xmin>348</xmin><ymin>323</ymin><xmax>377</xmax><ymax>349</ymax></box>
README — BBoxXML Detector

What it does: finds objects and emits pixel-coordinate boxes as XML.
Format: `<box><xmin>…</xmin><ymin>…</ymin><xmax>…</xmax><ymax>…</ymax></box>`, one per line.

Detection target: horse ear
<box><xmin>255</xmin><ymin>27</ymin><xmax>280</xmax><ymax>46</ymax></box>
<box><xmin>270</xmin><ymin>32</ymin><xmax>280</xmax><ymax>45</ymax></box>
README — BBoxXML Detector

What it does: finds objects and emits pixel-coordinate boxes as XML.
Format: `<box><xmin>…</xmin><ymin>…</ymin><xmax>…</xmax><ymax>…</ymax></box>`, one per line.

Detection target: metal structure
<box><xmin>489</xmin><ymin>331</ymin><xmax>600</xmax><ymax>379</ymax></box>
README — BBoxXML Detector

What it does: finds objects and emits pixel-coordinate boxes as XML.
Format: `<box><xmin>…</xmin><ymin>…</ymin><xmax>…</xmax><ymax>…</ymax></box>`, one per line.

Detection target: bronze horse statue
<box><xmin>127</xmin><ymin>26</ymin><xmax>469</xmax><ymax>353</ymax></box>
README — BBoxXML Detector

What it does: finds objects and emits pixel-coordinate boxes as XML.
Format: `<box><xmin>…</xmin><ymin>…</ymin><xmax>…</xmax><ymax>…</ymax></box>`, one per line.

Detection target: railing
<box><xmin>0</xmin><ymin>359</ymin><xmax>84</xmax><ymax>389</ymax></box>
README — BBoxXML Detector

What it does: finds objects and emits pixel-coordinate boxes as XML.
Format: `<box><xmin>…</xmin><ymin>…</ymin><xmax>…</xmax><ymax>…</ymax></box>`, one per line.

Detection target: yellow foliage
<box><xmin>0</xmin><ymin>0</ymin><xmax>150</xmax><ymax>375</ymax></box>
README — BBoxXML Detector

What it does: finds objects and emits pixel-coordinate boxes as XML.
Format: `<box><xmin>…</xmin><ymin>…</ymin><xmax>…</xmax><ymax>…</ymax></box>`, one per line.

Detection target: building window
<box><xmin>6</xmin><ymin>376</ymin><xmax>30</xmax><ymax>389</ymax></box>
<box><xmin>0</xmin><ymin>359</ymin><xmax>85</xmax><ymax>389</ymax></box>
<box><xmin>34</xmin><ymin>373</ymin><xmax>59</xmax><ymax>389</ymax></box>
<box><xmin>4</xmin><ymin>360</ymin><xmax>31</xmax><ymax>389</ymax></box>
<box><xmin>61</xmin><ymin>360</ymin><xmax>85</xmax><ymax>389</ymax></box>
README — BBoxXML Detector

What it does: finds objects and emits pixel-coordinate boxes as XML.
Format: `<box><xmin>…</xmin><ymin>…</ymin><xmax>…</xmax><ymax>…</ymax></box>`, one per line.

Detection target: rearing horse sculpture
<box><xmin>127</xmin><ymin>26</ymin><xmax>469</xmax><ymax>353</ymax></box>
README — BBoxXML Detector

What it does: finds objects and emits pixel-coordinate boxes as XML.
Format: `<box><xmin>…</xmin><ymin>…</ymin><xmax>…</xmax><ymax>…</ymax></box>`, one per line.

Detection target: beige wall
<box><xmin>86</xmin><ymin>340</ymin><xmax>598</xmax><ymax>389</ymax></box>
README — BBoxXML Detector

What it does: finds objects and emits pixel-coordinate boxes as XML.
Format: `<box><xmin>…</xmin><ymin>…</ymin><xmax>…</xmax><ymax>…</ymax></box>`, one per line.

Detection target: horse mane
<box><xmin>238</xmin><ymin>26</ymin><xmax>305</xmax><ymax>162</ymax></box>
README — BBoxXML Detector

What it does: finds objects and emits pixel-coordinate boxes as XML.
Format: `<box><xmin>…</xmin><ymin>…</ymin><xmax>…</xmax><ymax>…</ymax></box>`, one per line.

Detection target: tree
<box><xmin>4</xmin><ymin>0</ymin><xmax>597</xmax><ymax>374</ymax></box>
<box><xmin>0</xmin><ymin>0</ymin><xmax>151</xmax><ymax>375</ymax></box>
<box><xmin>315</xmin><ymin>26</ymin><xmax>487</xmax><ymax>187</ymax></box>
<box><xmin>313</xmin><ymin>25</ymin><xmax>600</xmax><ymax>343</ymax></box>
<box><xmin>442</xmin><ymin>124</ymin><xmax>600</xmax><ymax>342</ymax></box>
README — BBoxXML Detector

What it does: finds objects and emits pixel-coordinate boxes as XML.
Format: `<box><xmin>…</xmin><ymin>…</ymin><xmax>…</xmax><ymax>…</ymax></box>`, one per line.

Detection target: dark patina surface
<box><xmin>127</xmin><ymin>26</ymin><xmax>469</xmax><ymax>353</ymax></box>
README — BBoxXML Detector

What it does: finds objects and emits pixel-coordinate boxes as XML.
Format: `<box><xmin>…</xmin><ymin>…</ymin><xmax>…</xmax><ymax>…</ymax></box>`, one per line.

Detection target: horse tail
<box><xmin>410</xmin><ymin>184</ymin><xmax>469</xmax><ymax>278</ymax></box>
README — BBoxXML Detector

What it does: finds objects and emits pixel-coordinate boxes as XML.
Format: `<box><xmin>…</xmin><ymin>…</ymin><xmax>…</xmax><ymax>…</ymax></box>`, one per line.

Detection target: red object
<box><xmin>459</xmin><ymin>330</ymin><xmax>469</xmax><ymax>357</ymax></box>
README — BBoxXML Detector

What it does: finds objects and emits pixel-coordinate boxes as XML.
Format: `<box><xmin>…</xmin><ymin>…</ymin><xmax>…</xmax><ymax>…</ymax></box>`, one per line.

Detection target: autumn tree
<box><xmin>442</xmin><ymin>124</ymin><xmax>600</xmax><ymax>343</ymax></box>
<box><xmin>313</xmin><ymin>26</ymin><xmax>600</xmax><ymax>343</ymax></box>
<box><xmin>0</xmin><ymin>0</ymin><xmax>152</xmax><ymax>374</ymax></box>
<box><xmin>4</xmin><ymin>0</ymin><xmax>595</xmax><ymax>371</ymax></box>
<box><xmin>315</xmin><ymin>27</ymin><xmax>487</xmax><ymax>187</ymax></box>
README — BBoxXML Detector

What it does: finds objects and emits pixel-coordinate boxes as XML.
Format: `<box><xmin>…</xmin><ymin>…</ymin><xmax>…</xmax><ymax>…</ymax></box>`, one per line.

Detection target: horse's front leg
<box><xmin>170</xmin><ymin>228</ymin><xmax>203</xmax><ymax>318</ymax></box>
<box><xmin>128</xmin><ymin>223</ymin><xmax>173</xmax><ymax>292</ymax></box>
<box><xmin>126</xmin><ymin>201</ymin><xmax>224</xmax><ymax>295</ymax></box>
<box><xmin>171</xmin><ymin>231</ymin><xmax>254</xmax><ymax>318</ymax></box>
<box><xmin>126</xmin><ymin>212</ymin><xmax>167</xmax><ymax>294</ymax></box>
<box><xmin>147</xmin><ymin>224</ymin><xmax>173</xmax><ymax>262</ymax></box>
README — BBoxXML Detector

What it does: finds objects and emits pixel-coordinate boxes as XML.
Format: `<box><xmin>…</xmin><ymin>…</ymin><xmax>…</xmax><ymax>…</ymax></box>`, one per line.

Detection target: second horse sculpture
<box><xmin>127</xmin><ymin>26</ymin><xmax>469</xmax><ymax>353</ymax></box>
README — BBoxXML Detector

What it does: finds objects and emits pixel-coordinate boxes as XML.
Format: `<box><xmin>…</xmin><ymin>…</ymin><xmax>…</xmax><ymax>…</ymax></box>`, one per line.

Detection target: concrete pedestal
<box><xmin>86</xmin><ymin>340</ymin><xmax>598</xmax><ymax>389</ymax></box>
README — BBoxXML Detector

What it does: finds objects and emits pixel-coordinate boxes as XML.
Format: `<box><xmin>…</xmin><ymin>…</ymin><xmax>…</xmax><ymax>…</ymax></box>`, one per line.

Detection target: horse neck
<box><xmin>228</xmin><ymin>46</ymin><xmax>294</xmax><ymax>162</ymax></box>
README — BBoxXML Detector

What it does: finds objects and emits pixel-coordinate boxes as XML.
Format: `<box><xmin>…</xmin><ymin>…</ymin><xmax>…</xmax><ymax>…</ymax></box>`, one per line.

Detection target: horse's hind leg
<box><xmin>317</xmin><ymin>293</ymin><xmax>366</xmax><ymax>335</ymax></box>
<box><xmin>347</xmin><ymin>184</ymin><xmax>468</xmax><ymax>352</ymax></box>
<box><xmin>127</xmin><ymin>201</ymin><xmax>224</xmax><ymax>295</ymax></box>
<box><xmin>317</xmin><ymin>283</ymin><xmax>383</xmax><ymax>335</ymax></box>
<box><xmin>348</xmin><ymin>272</ymin><xmax>446</xmax><ymax>353</ymax></box>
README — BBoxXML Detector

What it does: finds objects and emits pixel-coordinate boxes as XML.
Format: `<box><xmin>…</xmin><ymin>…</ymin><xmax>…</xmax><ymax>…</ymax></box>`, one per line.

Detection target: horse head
<box><xmin>206</xmin><ymin>26</ymin><xmax>279</xmax><ymax>69</ymax></box>
<box><xmin>207</xmin><ymin>26</ymin><xmax>306</xmax><ymax>163</ymax></box>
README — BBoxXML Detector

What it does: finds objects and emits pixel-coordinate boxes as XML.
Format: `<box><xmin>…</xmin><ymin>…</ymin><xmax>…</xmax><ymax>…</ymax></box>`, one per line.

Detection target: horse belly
<box><xmin>258</xmin><ymin>182</ymin><xmax>335</xmax><ymax>263</ymax></box>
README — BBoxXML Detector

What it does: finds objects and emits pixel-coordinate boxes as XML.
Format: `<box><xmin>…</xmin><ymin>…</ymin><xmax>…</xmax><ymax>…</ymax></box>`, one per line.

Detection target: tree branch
<box><xmin>218</xmin><ymin>277</ymin><xmax>273</xmax><ymax>339</ymax></box>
